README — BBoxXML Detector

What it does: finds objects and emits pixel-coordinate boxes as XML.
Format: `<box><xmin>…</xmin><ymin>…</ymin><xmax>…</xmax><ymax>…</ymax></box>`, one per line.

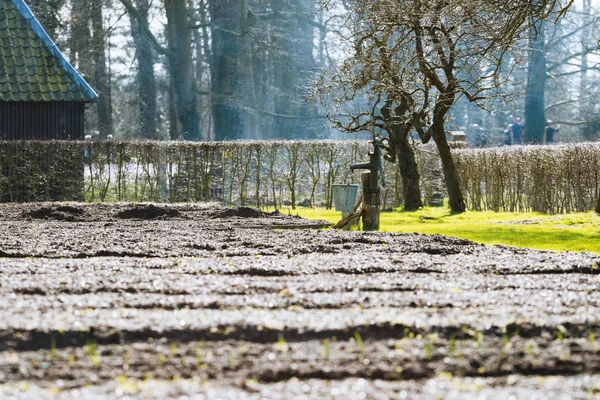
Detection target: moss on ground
<box><xmin>283</xmin><ymin>207</ymin><xmax>600</xmax><ymax>254</ymax></box>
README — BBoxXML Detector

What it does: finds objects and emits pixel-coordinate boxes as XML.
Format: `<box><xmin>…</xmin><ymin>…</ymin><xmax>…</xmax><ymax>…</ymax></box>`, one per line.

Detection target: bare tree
<box><xmin>129</xmin><ymin>0</ymin><xmax>157</xmax><ymax>139</ymax></box>
<box><xmin>165</xmin><ymin>0</ymin><xmax>201</xmax><ymax>140</ymax></box>
<box><xmin>91</xmin><ymin>0</ymin><xmax>113</xmax><ymax>139</ymax></box>
<box><xmin>121</xmin><ymin>0</ymin><xmax>201</xmax><ymax>140</ymax></box>
<box><xmin>322</xmin><ymin>0</ymin><xmax>572</xmax><ymax>213</ymax></box>
<box><xmin>28</xmin><ymin>0</ymin><xmax>64</xmax><ymax>40</ymax></box>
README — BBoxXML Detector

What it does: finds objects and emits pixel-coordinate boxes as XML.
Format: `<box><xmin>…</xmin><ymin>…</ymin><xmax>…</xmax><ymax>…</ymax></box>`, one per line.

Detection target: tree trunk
<box><xmin>395</xmin><ymin>132</ymin><xmax>422</xmax><ymax>211</ymax></box>
<box><xmin>165</xmin><ymin>0</ymin><xmax>201</xmax><ymax>140</ymax></box>
<box><xmin>579</xmin><ymin>0</ymin><xmax>594</xmax><ymax>141</ymax></box>
<box><xmin>192</xmin><ymin>0</ymin><xmax>212</xmax><ymax>139</ymax></box>
<box><xmin>28</xmin><ymin>0</ymin><xmax>63</xmax><ymax>40</ymax></box>
<box><xmin>209</xmin><ymin>0</ymin><xmax>246</xmax><ymax>140</ymax></box>
<box><xmin>271</xmin><ymin>0</ymin><xmax>317</xmax><ymax>139</ymax></box>
<box><xmin>382</xmin><ymin>99</ymin><xmax>422</xmax><ymax>211</ymax></box>
<box><xmin>524</xmin><ymin>19</ymin><xmax>546</xmax><ymax>144</ymax></box>
<box><xmin>69</xmin><ymin>0</ymin><xmax>93</xmax><ymax>82</ymax></box>
<box><xmin>91</xmin><ymin>0</ymin><xmax>113</xmax><ymax>139</ymax></box>
<box><xmin>431</xmin><ymin>93</ymin><xmax>466</xmax><ymax>213</ymax></box>
<box><xmin>130</xmin><ymin>0</ymin><xmax>157</xmax><ymax>139</ymax></box>
<box><xmin>433</xmin><ymin>130</ymin><xmax>465</xmax><ymax>213</ymax></box>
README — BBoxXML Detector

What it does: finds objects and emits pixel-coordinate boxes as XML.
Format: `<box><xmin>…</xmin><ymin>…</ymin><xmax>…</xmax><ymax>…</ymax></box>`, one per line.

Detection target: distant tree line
<box><xmin>28</xmin><ymin>0</ymin><xmax>329</xmax><ymax>141</ymax></box>
<box><xmin>448</xmin><ymin>0</ymin><xmax>600</xmax><ymax>145</ymax></box>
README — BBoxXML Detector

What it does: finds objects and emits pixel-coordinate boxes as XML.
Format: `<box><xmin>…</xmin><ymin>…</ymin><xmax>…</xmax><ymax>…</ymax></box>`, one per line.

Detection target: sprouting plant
<box><xmin>557</xmin><ymin>327</ymin><xmax>564</xmax><ymax>342</ymax></box>
<box><xmin>122</xmin><ymin>350</ymin><xmax>131</xmax><ymax>371</ymax></box>
<box><xmin>501</xmin><ymin>330</ymin><xmax>509</xmax><ymax>356</ymax></box>
<box><xmin>85</xmin><ymin>340</ymin><xmax>96</xmax><ymax>357</ymax></box>
<box><xmin>589</xmin><ymin>332</ymin><xmax>596</xmax><ymax>346</ymax></box>
<box><xmin>171</xmin><ymin>343</ymin><xmax>178</xmax><ymax>357</ymax></box>
<box><xmin>474</xmin><ymin>331</ymin><xmax>483</xmax><ymax>349</ymax></box>
<box><xmin>229</xmin><ymin>350</ymin><xmax>237</xmax><ymax>368</ymax></box>
<box><xmin>423</xmin><ymin>340</ymin><xmax>433</xmax><ymax>360</ymax></box>
<box><xmin>525</xmin><ymin>342</ymin><xmax>535</xmax><ymax>357</ymax></box>
<box><xmin>449</xmin><ymin>334</ymin><xmax>456</xmax><ymax>355</ymax></box>
<box><xmin>196</xmin><ymin>341</ymin><xmax>205</xmax><ymax>368</ymax></box>
<box><xmin>85</xmin><ymin>340</ymin><xmax>100</xmax><ymax>367</ymax></box>
<box><xmin>323</xmin><ymin>339</ymin><xmax>330</xmax><ymax>361</ymax></box>
<box><xmin>157</xmin><ymin>352</ymin><xmax>167</xmax><ymax>365</ymax></box>
<box><xmin>354</xmin><ymin>332</ymin><xmax>365</xmax><ymax>359</ymax></box>
<box><xmin>278</xmin><ymin>333</ymin><xmax>286</xmax><ymax>347</ymax></box>
<box><xmin>238</xmin><ymin>344</ymin><xmax>249</xmax><ymax>355</ymax></box>
<box><xmin>394</xmin><ymin>366</ymin><xmax>403</xmax><ymax>379</ymax></box>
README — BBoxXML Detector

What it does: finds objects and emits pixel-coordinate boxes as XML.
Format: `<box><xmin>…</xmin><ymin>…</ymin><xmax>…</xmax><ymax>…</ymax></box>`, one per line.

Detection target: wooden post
<box><xmin>361</xmin><ymin>172</ymin><xmax>380</xmax><ymax>231</ymax></box>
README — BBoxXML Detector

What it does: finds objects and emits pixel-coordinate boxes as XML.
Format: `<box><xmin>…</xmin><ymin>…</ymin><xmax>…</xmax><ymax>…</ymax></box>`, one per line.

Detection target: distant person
<box><xmin>468</xmin><ymin>123</ymin><xmax>487</xmax><ymax>147</ymax></box>
<box><xmin>504</xmin><ymin>124</ymin><xmax>513</xmax><ymax>146</ymax></box>
<box><xmin>512</xmin><ymin>117</ymin><xmax>524</xmax><ymax>145</ymax></box>
<box><xmin>545</xmin><ymin>120</ymin><xmax>558</xmax><ymax>144</ymax></box>
<box><xmin>84</xmin><ymin>135</ymin><xmax>93</xmax><ymax>159</ymax></box>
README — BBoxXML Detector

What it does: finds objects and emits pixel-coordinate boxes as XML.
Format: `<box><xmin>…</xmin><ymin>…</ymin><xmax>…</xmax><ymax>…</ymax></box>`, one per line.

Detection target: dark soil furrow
<box><xmin>1</xmin><ymin>338</ymin><xmax>598</xmax><ymax>390</ymax></box>
<box><xmin>1</xmin><ymin>320</ymin><xmax>599</xmax><ymax>352</ymax></box>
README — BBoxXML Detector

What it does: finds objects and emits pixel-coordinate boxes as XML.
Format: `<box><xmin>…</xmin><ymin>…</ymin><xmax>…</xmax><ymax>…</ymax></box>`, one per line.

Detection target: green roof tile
<box><xmin>0</xmin><ymin>0</ymin><xmax>97</xmax><ymax>102</ymax></box>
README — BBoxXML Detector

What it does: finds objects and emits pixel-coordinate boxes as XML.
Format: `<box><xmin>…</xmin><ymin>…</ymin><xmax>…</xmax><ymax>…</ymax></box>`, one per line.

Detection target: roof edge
<box><xmin>12</xmin><ymin>0</ymin><xmax>99</xmax><ymax>102</ymax></box>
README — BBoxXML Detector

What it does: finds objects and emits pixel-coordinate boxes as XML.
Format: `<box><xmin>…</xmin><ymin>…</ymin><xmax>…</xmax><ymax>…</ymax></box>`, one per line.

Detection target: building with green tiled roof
<box><xmin>0</xmin><ymin>0</ymin><xmax>98</xmax><ymax>140</ymax></box>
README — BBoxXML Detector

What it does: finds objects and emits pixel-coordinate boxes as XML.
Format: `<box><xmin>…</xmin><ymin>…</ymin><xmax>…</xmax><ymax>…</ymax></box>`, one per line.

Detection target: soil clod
<box><xmin>215</xmin><ymin>206</ymin><xmax>267</xmax><ymax>218</ymax></box>
<box><xmin>22</xmin><ymin>205</ymin><xmax>87</xmax><ymax>221</ymax></box>
<box><xmin>115</xmin><ymin>204</ymin><xmax>180</xmax><ymax>220</ymax></box>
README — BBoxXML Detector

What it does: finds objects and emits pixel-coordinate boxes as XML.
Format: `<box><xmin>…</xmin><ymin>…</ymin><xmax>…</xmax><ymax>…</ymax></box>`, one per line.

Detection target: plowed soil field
<box><xmin>0</xmin><ymin>203</ymin><xmax>599</xmax><ymax>399</ymax></box>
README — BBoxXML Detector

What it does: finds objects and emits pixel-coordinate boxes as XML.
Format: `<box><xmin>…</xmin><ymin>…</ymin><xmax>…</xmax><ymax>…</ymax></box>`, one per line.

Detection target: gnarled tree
<box><xmin>323</xmin><ymin>0</ymin><xmax>573</xmax><ymax>213</ymax></box>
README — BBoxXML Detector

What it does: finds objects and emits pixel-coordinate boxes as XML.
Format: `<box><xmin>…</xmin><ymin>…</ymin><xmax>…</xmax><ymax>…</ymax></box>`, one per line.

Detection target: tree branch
<box><xmin>119</xmin><ymin>0</ymin><xmax>168</xmax><ymax>55</ymax></box>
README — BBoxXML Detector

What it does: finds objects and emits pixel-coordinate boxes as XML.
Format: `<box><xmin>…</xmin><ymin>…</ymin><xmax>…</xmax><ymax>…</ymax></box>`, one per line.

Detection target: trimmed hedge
<box><xmin>1</xmin><ymin>140</ymin><xmax>599</xmax><ymax>214</ymax></box>
<box><xmin>0</xmin><ymin>140</ymin><xmax>411</xmax><ymax>209</ymax></box>
<box><xmin>454</xmin><ymin>143</ymin><xmax>600</xmax><ymax>213</ymax></box>
<box><xmin>0</xmin><ymin>141</ymin><xmax>84</xmax><ymax>202</ymax></box>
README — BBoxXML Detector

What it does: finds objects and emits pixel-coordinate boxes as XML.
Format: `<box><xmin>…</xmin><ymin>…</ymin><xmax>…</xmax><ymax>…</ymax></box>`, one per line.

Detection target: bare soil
<box><xmin>0</xmin><ymin>202</ymin><xmax>598</xmax><ymax>399</ymax></box>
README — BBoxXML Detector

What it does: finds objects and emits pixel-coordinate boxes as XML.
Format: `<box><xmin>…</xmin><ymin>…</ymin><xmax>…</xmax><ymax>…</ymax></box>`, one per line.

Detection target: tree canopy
<box><xmin>322</xmin><ymin>0</ymin><xmax>574</xmax><ymax>212</ymax></box>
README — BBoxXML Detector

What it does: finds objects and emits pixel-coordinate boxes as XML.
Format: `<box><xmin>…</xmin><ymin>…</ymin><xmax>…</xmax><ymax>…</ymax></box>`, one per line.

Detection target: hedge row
<box><xmin>454</xmin><ymin>143</ymin><xmax>600</xmax><ymax>214</ymax></box>
<box><xmin>0</xmin><ymin>140</ymin><xmax>424</xmax><ymax>209</ymax></box>
<box><xmin>1</xmin><ymin>140</ymin><xmax>599</xmax><ymax>214</ymax></box>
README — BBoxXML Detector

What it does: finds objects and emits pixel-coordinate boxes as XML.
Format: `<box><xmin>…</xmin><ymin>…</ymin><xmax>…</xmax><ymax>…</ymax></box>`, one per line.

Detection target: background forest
<box><xmin>27</xmin><ymin>0</ymin><xmax>600</xmax><ymax>144</ymax></box>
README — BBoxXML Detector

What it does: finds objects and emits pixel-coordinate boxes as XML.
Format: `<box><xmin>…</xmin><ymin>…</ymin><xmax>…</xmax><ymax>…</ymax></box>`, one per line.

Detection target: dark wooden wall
<box><xmin>0</xmin><ymin>102</ymin><xmax>86</xmax><ymax>140</ymax></box>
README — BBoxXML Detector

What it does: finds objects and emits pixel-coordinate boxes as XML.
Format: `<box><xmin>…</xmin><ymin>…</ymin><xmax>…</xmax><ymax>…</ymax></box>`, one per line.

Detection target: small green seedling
<box><xmin>474</xmin><ymin>331</ymin><xmax>483</xmax><ymax>349</ymax></box>
<box><xmin>557</xmin><ymin>327</ymin><xmax>564</xmax><ymax>342</ymax></box>
<box><xmin>354</xmin><ymin>332</ymin><xmax>365</xmax><ymax>359</ymax></box>
<box><xmin>85</xmin><ymin>340</ymin><xmax>100</xmax><ymax>367</ymax></box>
<box><xmin>423</xmin><ymin>340</ymin><xmax>433</xmax><ymax>360</ymax></box>
<box><xmin>449</xmin><ymin>334</ymin><xmax>456</xmax><ymax>355</ymax></box>
<box><xmin>501</xmin><ymin>330</ymin><xmax>509</xmax><ymax>356</ymax></box>
<box><xmin>323</xmin><ymin>339</ymin><xmax>330</xmax><ymax>361</ymax></box>
<box><xmin>228</xmin><ymin>350</ymin><xmax>237</xmax><ymax>368</ymax></box>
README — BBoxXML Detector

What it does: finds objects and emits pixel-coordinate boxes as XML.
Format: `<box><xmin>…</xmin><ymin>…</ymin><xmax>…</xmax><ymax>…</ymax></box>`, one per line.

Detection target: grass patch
<box><xmin>283</xmin><ymin>206</ymin><xmax>600</xmax><ymax>254</ymax></box>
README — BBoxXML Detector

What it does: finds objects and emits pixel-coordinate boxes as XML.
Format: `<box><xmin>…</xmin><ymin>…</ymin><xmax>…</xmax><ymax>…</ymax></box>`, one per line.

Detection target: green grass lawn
<box><xmin>282</xmin><ymin>207</ymin><xmax>600</xmax><ymax>254</ymax></box>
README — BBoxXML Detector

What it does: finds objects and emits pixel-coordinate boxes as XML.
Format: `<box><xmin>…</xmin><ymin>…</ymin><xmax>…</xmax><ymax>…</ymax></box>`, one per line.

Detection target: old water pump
<box><xmin>350</xmin><ymin>138</ymin><xmax>386</xmax><ymax>231</ymax></box>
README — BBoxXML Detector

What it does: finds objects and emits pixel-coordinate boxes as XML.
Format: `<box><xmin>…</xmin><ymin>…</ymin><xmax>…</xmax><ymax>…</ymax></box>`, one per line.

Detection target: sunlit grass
<box><xmin>282</xmin><ymin>206</ymin><xmax>600</xmax><ymax>254</ymax></box>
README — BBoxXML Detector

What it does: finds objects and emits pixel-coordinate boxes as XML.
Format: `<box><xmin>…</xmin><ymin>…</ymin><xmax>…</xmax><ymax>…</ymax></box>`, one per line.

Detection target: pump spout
<box><xmin>350</xmin><ymin>162</ymin><xmax>372</xmax><ymax>173</ymax></box>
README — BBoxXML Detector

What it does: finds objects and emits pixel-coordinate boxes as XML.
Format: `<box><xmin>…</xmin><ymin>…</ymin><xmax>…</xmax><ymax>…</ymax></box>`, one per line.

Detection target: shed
<box><xmin>0</xmin><ymin>0</ymin><xmax>98</xmax><ymax>140</ymax></box>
